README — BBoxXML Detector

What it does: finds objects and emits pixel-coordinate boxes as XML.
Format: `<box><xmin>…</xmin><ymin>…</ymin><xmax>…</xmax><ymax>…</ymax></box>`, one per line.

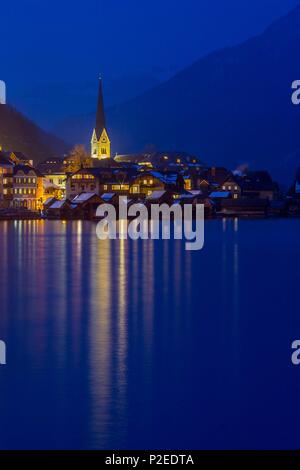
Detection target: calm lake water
<box><xmin>0</xmin><ymin>218</ymin><xmax>300</xmax><ymax>449</ymax></box>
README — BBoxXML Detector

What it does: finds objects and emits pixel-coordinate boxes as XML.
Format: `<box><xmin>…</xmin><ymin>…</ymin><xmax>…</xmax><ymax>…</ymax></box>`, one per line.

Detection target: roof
<box><xmin>147</xmin><ymin>190</ymin><xmax>167</xmax><ymax>200</ymax></box>
<box><xmin>72</xmin><ymin>192</ymin><xmax>98</xmax><ymax>204</ymax></box>
<box><xmin>13</xmin><ymin>164</ymin><xmax>44</xmax><ymax>177</ymax></box>
<box><xmin>49</xmin><ymin>200</ymin><xmax>67</xmax><ymax>209</ymax></box>
<box><xmin>210</xmin><ymin>191</ymin><xmax>231</xmax><ymax>198</ymax></box>
<box><xmin>37</xmin><ymin>158</ymin><xmax>65</xmax><ymax>174</ymax></box>
<box><xmin>101</xmin><ymin>193</ymin><xmax>116</xmax><ymax>201</ymax></box>
<box><xmin>241</xmin><ymin>171</ymin><xmax>278</xmax><ymax>191</ymax></box>
<box><xmin>44</xmin><ymin>197</ymin><xmax>57</xmax><ymax>206</ymax></box>
<box><xmin>10</xmin><ymin>151</ymin><xmax>31</xmax><ymax>161</ymax></box>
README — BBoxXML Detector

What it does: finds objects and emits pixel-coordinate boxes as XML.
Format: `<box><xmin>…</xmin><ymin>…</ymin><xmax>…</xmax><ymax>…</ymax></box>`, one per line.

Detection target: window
<box><xmin>101</xmin><ymin>148</ymin><xmax>107</xmax><ymax>154</ymax></box>
<box><xmin>222</xmin><ymin>186</ymin><xmax>226</xmax><ymax>190</ymax></box>
<box><xmin>234</xmin><ymin>186</ymin><xmax>238</xmax><ymax>191</ymax></box>
<box><xmin>112</xmin><ymin>185</ymin><xmax>121</xmax><ymax>190</ymax></box>
<box><xmin>103</xmin><ymin>185</ymin><xmax>108</xmax><ymax>190</ymax></box>
<box><xmin>228</xmin><ymin>186</ymin><xmax>232</xmax><ymax>190</ymax></box>
<box><xmin>233</xmin><ymin>194</ymin><xmax>238</xmax><ymax>199</ymax></box>
<box><xmin>131</xmin><ymin>185</ymin><xmax>139</xmax><ymax>194</ymax></box>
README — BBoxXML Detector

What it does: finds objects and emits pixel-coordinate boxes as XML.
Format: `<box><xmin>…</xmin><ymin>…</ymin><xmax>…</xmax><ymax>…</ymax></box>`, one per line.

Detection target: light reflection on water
<box><xmin>0</xmin><ymin>219</ymin><xmax>300</xmax><ymax>449</ymax></box>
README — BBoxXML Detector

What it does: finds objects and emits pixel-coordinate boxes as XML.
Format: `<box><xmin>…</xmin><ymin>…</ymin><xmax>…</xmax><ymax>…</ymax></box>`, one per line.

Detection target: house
<box><xmin>66</xmin><ymin>166</ymin><xmax>138</xmax><ymax>200</ymax></box>
<box><xmin>12</xmin><ymin>165</ymin><xmax>44</xmax><ymax>211</ymax></box>
<box><xmin>221</xmin><ymin>173</ymin><xmax>242</xmax><ymax>198</ymax></box>
<box><xmin>37</xmin><ymin>157</ymin><xmax>66</xmax><ymax>195</ymax></box>
<box><xmin>241</xmin><ymin>171</ymin><xmax>279</xmax><ymax>200</ymax></box>
<box><xmin>131</xmin><ymin>170</ymin><xmax>184</xmax><ymax>197</ymax></box>
<box><xmin>0</xmin><ymin>153</ymin><xmax>14</xmax><ymax>208</ymax></box>
<box><xmin>46</xmin><ymin>199</ymin><xmax>72</xmax><ymax>219</ymax></box>
<box><xmin>219</xmin><ymin>198</ymin><xmax>269</xmax><ymax>217</ymax></box>
<box><xmin>71</xmin><ymin>192</ymin><xmax>103</xmax><ymax>219</ymax></box>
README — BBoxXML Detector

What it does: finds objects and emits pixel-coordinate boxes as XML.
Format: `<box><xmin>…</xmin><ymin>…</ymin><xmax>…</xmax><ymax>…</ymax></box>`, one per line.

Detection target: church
<box><xmin>91</xmin><ymin>79</ymin><xmax>111</xmax><ymax>160</ymax></box>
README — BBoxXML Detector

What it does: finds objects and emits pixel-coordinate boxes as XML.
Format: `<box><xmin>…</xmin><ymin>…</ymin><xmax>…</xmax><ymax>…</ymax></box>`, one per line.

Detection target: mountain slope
<box><xmin>52</xmin><ymin>4</ymin><xmax>300</xmax><ymax>182</ymax></box>
<box><xmin>105</xmin><ymin>4</ymin><xmax>300</xmax><ymax>181</ymax></box>
<box><xmin>0</xmin><ymin>104</ymin><xmax>69</xmax><ymax>163</ymax></box>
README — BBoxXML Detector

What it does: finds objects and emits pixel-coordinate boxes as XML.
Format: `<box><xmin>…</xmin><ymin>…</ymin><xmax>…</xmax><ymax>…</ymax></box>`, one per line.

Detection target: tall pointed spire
<box><xmin>91</xmin><ymin>77</ymin><xmax>111</xmax><ymax>160</ymax></box>
<box><xmin>95</xmin><ymin>78</ymin><xmax>106</xmax><ymax>139</ymax></box>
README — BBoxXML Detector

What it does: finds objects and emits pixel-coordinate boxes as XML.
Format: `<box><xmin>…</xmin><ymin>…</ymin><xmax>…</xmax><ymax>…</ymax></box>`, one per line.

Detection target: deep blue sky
<box><xmin>1</xmin><ymin>0</ymin><xmax>300</xmax><ymax>130</ymax></box>
<box><xmin>1</xmin><ymin>0</ymin><xmax>300</xmax><ymax>85</ymax></box>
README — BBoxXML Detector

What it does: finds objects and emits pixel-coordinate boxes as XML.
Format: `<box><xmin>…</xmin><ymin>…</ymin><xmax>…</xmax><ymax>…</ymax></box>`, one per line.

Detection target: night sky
<box><xmin>1</xmin><ymin>0</ymin><xmax>299</xmax><ymax>84</ymax></box>
<box><xmin>1</xmin><ymin>0</ymin><xmax>300</xmax><ymax>128</ymax></box>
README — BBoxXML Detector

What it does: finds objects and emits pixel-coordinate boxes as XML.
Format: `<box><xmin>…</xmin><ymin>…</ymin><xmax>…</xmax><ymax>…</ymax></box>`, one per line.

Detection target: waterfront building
<box><xmin>37</xmin><ymin>157</ymin><xmax>66</xmax><ymax>195</ymax></box>
<box><xmin>130</xmin><ymin>170</ymin><xmax>184</xmax><ymax>197</ymax></box>
<box><xmin>241</xmin><ymin>171</ymin><xmax>279</xmax><ymax>200</ymax></box>
<box><xmin>0</xmin><ymin>152</ymin><xmax>14</xmax><ymax>207</ymax></box>
<box><xmin>91</xmin><ymin>79</ymin><xmax>111</xmax><ymax>161</ymax></box>
<box><xmin>12</xmin><ymin>165</ymin><xmax>44</xmax><ymax>210</ymax></box>
<box><xmin>221</xmin><ymin>174</ymin><xmax>242</xmax><ymax>199</ymax></box>
<box><xmin>66</xmin><ymin>166</ymin><xmax>138</xmax><ymax>200</ymax></box>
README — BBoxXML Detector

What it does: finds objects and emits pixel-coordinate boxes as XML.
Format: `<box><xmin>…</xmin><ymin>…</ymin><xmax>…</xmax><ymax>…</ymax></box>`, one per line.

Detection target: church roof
<box><xmin>95</xmin><ymin>79</ymin><xmax>106</xmax><ymax>140</ymax></box>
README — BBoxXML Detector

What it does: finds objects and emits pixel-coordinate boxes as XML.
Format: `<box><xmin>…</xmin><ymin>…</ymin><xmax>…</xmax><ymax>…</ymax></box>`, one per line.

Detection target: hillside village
<box><xmin>1</xmin><ymin>80</ymin><xmax>300</xmax><ymax>220</ymax></box>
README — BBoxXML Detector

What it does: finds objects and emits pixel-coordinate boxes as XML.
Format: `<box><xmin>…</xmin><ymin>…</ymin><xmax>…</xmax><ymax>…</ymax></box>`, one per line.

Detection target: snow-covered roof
<box><xmin>209</xmin><ymin>191</ymin><xmax>231</xmax><ymax>198</ymax></box>
<box><xmin>72</xmin><ymin>192</ymin><xmax>97</xmax><ymax>203</ymax></box>
<box><xmin>147</xmin><ymin>190</ymin><xmax>166</xmax><ymax>200</ymax></box>
<box><xmin>44</xmin><ymin>197</ymin><xmax>56</xmax><ymax>206</ymax></box>
<box><xmin>188</xmin><ymin>190</ymin><xmax>202</xmax><ymax>196</ymax></box>
<box><xmin>149</xmin><ymin>171</ymin><xmax>178</xmax><ymax>184</ymax></box>
<box><xmin>49</xmin><ymin>200</ymin><xmax>67</xmax><ymax>209</ymax></box>
<box><xmin>101</xmin><ymin>193</ymin><xmax>116</xmax><ymax>201</ymax></box>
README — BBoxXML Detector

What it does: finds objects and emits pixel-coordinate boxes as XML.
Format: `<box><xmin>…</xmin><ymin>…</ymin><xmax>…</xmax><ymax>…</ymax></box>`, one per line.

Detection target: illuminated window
<box><xmin>234</xmin><ymin>186</ymin><xmax>238</xmax><ymax>190</ymax></box>
<box><xmin>222</xmin><ymin>186</ymin><xmax>226</xmax><ymax>190</ymax></box>
<box><xmin>103</xmin><ymin>185</ymin><xmax>108</xmax><ymax>190</ymax></box>
<box><xmin>112</xmin><ymin>185</ymin><xmax>121</xmax><ymax>190</ymax></box>
<box><xmin>233</xmin><ymin>194</ymin><xmax>238</xmax><ymax>199</ymax></box>
<box><xmin>228</xmin><ymin>186</ymin><xmax>232</xmax><ymax>190</ymax></box>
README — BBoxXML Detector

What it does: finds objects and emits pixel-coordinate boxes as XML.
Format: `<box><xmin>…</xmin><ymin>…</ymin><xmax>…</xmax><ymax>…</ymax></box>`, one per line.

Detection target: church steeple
<box><xmin>95</xmin><ymin>78</ymin><xmax>106</xmax><ymax>140</ymax></box>
<box><xmin>91</xmin><ymin>78</ymin><xmax>111</xmax><ymax>159</ymax></box>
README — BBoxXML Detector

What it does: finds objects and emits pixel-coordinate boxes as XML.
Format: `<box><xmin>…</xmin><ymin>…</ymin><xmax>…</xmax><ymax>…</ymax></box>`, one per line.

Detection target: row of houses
<box><xmin>4</xmin><ymin>146</ymin><xmax>300</xmax><ymax>219</ymax></box>
<box><xmin>0</xmin><ymin>151</ymin><xmax>63</xmax><ymax>211</ymax></box>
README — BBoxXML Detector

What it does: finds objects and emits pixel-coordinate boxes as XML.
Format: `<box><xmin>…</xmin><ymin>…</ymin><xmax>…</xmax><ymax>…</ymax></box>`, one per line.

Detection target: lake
<box><xmin>0</xmin><ymin>218</ymin><xmax>300</xmax><ymax>449</ymax></box>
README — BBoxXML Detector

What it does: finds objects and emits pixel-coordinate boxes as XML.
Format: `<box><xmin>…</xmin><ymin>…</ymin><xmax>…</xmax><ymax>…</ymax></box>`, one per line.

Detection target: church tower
<box><xmin>91</xmin><ymin>78</ymin><xmax>111</xmax><ymax>160</ymax></box>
